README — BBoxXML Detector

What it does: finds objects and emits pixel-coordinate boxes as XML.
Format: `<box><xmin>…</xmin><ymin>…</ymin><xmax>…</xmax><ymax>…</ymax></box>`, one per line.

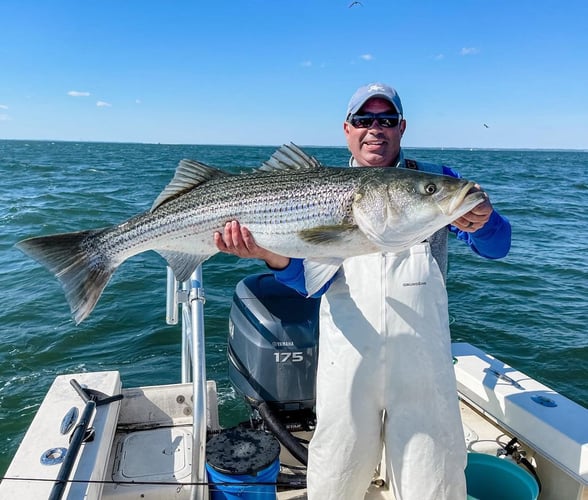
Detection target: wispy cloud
<box><xmin>68</xmin><ymin>90</ymin><xmax>91</xmax><ymax>97</ymax></box>
<box><xmin>135</xmin><ymin>99</ymin><xmax>142</xmax><ymax>104</ymax></box>
<box><xmin>0</xmin><ymin>104</ymin><xmax>10</xmax><ymax>120</ymax></box>
<box><xmin>434</xmin><ymin>53</ymin><xmax>445</xmax><ymax>61</ymax></box>
<box><xmin>300</xmin><ymin>60</ymin><xmax>327</xmax><ymax>69</ymax></box>
<box><xmin>460</xmin><ymin>47</ymin><xmax>479</xmax><ymax>56</ymax></box>
<box><xmin>360</xmin><ymin>54</ymin><xmax>374</xmax><ymax>61</ymax></box>
<box><xmin>96</xmin><ymin>101</ymin><xmax>112</xmax><ymax>107</ymax></box>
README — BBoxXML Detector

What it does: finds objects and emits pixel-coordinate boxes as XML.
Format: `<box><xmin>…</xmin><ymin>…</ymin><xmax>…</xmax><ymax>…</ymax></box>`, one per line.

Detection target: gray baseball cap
<box><xmin>346</xmin><ymin>82</ymin><xmax>403</xmax><ymax>117</ymax></box>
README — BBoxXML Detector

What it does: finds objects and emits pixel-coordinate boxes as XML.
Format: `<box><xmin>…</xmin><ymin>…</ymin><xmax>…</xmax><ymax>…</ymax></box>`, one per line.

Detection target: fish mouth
<box><xmin>445</xmin><ymin>181</ymin><xmax>485</xmax><ymax>216</ymax></box>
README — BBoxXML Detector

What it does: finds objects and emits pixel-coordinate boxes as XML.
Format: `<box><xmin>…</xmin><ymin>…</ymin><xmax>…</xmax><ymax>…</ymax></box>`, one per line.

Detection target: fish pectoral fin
<box><xmin>298</xmin><ymin>224</ymin><xmax>358</xmax><ymax>245</ymax></box>
<box><xmin>157</xmin><ymin>251</ymin><xmax>211</xmax><ymax>282</ymax></box>
<box><xmin>303</xmin><ymin>258</ymin><xmax>343</xmax><ymax>296</ymax></box>
<box><xmin>151</xmin><ymin>159</ymin><xmax>232</xmax><ymax>212</ymax></box>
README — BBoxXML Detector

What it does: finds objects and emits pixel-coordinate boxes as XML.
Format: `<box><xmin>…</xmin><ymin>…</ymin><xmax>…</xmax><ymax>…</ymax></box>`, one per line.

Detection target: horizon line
<box><xmin>0</xmin><ymin>138</ymin><xmax>586</xmax><ymax>153</ymax></box>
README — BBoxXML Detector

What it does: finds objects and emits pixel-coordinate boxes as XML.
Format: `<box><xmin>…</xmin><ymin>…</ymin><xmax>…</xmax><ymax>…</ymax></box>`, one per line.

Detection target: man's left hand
<box><xmin>452</xmin><ymin>185</ymin><xmax>493</xmax><ymax>233</ymax></box>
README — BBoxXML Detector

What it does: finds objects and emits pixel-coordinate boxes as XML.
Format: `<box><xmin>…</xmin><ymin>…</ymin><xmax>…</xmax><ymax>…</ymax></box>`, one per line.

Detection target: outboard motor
<box><xmin>228</xmin><ymin>273</ymin><xmax>320</xmax><ymax>465</ymax></box>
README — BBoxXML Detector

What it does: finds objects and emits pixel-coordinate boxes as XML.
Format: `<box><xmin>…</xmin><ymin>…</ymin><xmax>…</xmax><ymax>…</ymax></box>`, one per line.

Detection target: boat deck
<box><xmin>2</xmin><ymin>344</ymin><xmax>587</xmax><ymax>499</ymax></box>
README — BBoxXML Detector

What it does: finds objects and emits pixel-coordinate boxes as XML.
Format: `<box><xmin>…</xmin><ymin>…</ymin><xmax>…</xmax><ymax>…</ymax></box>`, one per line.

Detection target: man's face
<box><xmin>343</xmin><ymin>97</ymin><xmax>406</xmax><ymax>167</ymax></box>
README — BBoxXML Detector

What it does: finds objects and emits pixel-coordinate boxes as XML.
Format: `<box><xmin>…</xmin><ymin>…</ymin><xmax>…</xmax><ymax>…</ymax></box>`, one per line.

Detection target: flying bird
<box><xmin>483</xmin><ymin>123</ymin><xmax>489</xmax><ymax>128</ymax></box>
<box><xmin>349</xmin><ymin>1</ymin><xmax>363</xmax><ymax>7</ymax></box>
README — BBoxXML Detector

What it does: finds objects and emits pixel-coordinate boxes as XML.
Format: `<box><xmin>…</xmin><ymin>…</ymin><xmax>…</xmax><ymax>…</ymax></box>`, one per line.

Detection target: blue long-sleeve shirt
<box><xmin>273</xmin><ymin>163</ymin><xmax>511</xmax><ymax>297</ymax></box>
<box><xmin>442</xmin><ymin>165</ymin><xmax>511</xmax><ymax>259</ymax></box>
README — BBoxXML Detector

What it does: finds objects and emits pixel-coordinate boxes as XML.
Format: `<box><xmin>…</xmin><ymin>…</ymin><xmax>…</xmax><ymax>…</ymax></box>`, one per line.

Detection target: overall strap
<box><xmin>405</xmin><ymin>158</ymin><xmax>419</xmax><ymax>170</ymax></box>
<box><xmin>405</xmin><ymin>159</ymin><xmax>444</xmax><ymax>175</ymax></box>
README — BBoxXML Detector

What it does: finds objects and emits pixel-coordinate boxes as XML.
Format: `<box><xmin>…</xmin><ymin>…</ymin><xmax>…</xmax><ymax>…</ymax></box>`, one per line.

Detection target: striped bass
<box><xmin>17</xmin><ymin>144</ymin><xmax>484</xmax><ymax>324</ymax></box>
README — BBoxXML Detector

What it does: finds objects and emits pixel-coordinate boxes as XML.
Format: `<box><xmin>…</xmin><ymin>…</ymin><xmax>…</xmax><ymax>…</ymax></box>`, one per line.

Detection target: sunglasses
<box><xmin>347</xmin><ymin>112</ymin><xmax>402</xmax><ymax>129</ymax></box>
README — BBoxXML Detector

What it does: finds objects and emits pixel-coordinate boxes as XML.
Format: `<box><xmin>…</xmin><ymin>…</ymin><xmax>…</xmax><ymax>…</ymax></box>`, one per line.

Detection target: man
<box><xmin>215</xmin><ymin>83</ymin><xmax>511</xmax><ymax>499</ymax></box>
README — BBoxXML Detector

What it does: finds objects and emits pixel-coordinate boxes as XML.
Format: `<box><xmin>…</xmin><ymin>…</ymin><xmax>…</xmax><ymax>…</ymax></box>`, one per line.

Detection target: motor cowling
<box><xmin>228</xmin><ymin>273</ymin><xmax>320</xmax><ymax>412</ymax></box>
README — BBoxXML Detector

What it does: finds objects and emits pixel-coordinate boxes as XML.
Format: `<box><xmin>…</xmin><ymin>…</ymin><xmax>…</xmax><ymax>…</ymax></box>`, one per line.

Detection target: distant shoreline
<box><xmin>1</xmin><ymin>138</ymin><xmax>586</xmax><ymax>153</ymax></box>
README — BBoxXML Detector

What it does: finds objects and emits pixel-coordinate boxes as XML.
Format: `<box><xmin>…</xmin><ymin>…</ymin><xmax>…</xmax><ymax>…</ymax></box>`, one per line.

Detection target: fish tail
<box><xmin>16</xmin><ymin>229</ymin><xmax>116</xmax><ymax>324</ymax></box>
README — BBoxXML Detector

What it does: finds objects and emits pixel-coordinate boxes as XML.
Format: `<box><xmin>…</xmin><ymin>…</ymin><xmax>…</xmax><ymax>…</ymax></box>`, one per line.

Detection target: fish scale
<box><xmin>109</xmin><ymin>167</ymin><xmax>360</xmax><ymax>253</ymax></box>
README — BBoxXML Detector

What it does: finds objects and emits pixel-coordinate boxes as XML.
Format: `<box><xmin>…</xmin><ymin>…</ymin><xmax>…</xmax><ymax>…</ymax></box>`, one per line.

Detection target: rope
<box><xmin>0</xmin><ymin>475</ymin><xmax>303</xmax><ymax>488</ymax></box>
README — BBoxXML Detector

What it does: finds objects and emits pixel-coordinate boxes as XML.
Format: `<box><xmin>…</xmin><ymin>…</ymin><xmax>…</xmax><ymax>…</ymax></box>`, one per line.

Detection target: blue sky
<box><xmin>1</xmin><ymin>1</ymin><xmax>587</xmax><ymax>149</ymax></box>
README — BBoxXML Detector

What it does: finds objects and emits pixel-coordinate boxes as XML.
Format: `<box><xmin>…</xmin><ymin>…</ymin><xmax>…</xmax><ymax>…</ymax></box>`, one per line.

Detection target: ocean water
<box><xmin>0</xmin><ymin>140</ymin><xmax>586</xmax><ymax>477</ymax></box>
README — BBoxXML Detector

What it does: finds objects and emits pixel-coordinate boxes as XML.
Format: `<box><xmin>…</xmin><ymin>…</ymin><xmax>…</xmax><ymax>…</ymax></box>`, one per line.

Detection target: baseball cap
<box><xmin>346</xmin><ymin>83</ymin><xmax>403</xmax><ymax>117</ymax></box>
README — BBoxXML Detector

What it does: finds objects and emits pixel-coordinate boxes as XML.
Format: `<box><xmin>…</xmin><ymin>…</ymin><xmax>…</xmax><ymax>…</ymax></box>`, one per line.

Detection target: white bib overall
<box><xmin>307</xmin><ymin>243</ymin><xmax>467</xmax><ymax>500</ymax></box>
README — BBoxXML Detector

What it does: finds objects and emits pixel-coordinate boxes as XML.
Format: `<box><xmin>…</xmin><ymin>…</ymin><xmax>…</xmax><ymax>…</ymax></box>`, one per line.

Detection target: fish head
<box><xmin>352</xmin><ymin>168</ymin><xmax>486</xmax><ymax>251</ymax></box>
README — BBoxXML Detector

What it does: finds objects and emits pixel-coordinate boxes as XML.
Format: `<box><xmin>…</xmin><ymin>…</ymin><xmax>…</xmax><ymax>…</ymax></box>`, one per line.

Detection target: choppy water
<box><xmin>0</xmin><ymin>140</ymin><xmax>586</xmax><ymax>477</ymax></box>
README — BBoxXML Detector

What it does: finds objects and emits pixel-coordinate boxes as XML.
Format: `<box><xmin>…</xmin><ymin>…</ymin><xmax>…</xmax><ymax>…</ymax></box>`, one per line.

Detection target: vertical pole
<box><xmin>189</xmin><ymin>266</ymin><xmax>208</xmax><ymax>500</ymax></box>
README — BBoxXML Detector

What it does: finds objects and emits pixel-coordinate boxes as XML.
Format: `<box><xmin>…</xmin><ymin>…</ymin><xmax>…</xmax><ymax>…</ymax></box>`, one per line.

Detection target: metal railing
<box><xmin>166</xmin><ymin>266</ymin><xmax>208</xmax><ymax>500</ymax></box>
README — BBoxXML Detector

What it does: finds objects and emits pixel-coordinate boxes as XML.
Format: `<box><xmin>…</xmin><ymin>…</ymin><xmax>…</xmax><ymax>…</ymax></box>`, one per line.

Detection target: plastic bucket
<box><xmin>465</xmin><ymin>453</ymin><xmax>539</xmax><ymax>500</ymax></box>
<box><xmin>206</xmin><ymin>427</ymin><xmax>281</xmax><ymax>499</ymax></box>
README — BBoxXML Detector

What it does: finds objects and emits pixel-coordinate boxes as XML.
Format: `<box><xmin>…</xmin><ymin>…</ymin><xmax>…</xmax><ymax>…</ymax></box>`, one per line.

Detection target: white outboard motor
<box><xmin>228</xmin><ymin>273</ymin><xmax>320</xmax><ymax>465</ymax></box>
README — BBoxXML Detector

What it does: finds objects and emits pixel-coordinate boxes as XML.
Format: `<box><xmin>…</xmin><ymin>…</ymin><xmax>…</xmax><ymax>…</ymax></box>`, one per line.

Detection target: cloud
<box><xmin>434</xmin><ymin>53</ymin><xmax>444</xmax><ymax>60</ymax></box>
<box><xmin>68</xmin><ymin>90</ymin><xmax>91</xmax><ymax>97</ymax></box>
<box><xmin>301</xmin><ymin>60</ymin><xmax>312</xmax><ymax>67</ymax></box>
<box><xmin>360</xmin><ymin>54</ymin><xmax>374</xmax><ymax>61</ymax></box>
<box><xmin>460</xmin><ymin>47</ymin><xmax>479</xmax><ymax>56</ymax></box>
<box><xmin>0</xmin><ymin>104</ymin><xmax>8</xmax><ymax>110</ymax></box>
<box><xmin>0</xmin><ymin>114</ymin><xmax>11</xmax><ymax>121</ymax></box>
<box><xmin>96</xmin><ymin>101</ymin><xmax>112</xmax><ymax>107</ymax></box>
<box><xmin>135</xmin><ymin>99</ymin><xmax>142</xmax><ymax>104</ymax></box>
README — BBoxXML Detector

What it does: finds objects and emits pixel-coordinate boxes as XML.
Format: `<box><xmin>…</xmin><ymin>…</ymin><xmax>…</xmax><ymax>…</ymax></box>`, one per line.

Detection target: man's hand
<box><xmin>452</xmin><ymin>185</ymin><xmax>494</xmax><ymax>233</ymax></box>
<box><xmin>214</xmin><ymin>220</ymin><xmax>290</xmax><ymax>269</ymax></box>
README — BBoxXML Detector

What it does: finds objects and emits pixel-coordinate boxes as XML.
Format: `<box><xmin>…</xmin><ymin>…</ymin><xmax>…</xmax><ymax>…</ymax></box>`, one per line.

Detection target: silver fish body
<box><xmin>17</xmin><ymin>144</ymin><xmax>484</xmax><ymax>323</ymax></box>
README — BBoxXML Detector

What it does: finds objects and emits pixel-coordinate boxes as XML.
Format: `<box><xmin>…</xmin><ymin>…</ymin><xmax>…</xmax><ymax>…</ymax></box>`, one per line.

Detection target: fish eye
<box><xmin>424</xmin><ymin>183</ymin><xmax>437</xmax><ymax>195</ymax></box>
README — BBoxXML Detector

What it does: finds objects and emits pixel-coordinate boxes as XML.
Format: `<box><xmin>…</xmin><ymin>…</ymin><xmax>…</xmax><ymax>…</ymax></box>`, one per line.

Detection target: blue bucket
<box><xmin>465</xmin><ymin>453</ymin><xmax>539</xmax><ymax>500</ymax></box>
<box><xmin>206</xmin><ymin>428</ymin><xmax>281</xmax><ymax>499</ymax></box>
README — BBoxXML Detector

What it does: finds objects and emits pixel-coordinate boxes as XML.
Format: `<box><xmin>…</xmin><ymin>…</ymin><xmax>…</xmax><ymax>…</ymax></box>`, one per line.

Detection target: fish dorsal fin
<box><xmin>257</xmin><ymin>143</ymin><xmax>323</xmax><ymax>172</ymax></box>
<box><xmin>151</xmin><ymin>159</ymin><xmax>231</xmax><ymax>212</ymax></box>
